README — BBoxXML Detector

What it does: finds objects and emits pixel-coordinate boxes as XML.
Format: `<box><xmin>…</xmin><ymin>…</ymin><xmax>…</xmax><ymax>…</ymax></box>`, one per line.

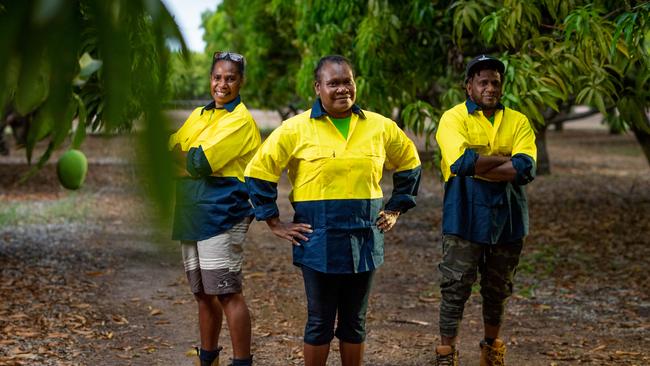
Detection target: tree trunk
<box><xmin>535</xmin><ymin>126</ymin><xmax>551</xmax><ymax>175</ymax></box>
<box><xmin>631</xmin><ymin>124</ymin><xmax>650</xmax><ymax>167</ymax></box>
<box><xmin>394</xmin><ymin>107</ymin><xmax>404</xmax><ymax>129</ymax></box>
<box><xmin>277</xmin><ymin>104</ymin><xmax>299</xmax><ymax>121</ymax></box>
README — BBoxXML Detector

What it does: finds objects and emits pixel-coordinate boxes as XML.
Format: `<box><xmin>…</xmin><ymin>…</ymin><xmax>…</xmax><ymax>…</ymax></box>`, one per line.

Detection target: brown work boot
<box><xmin>434</xmin><ymin>345</ymin><xmax>459</xmax><ymax>366</ymax></box>
<box><xmin>479</xmin><ymin>338</ymin><xmax>506</xmax><ymax>366</ymax></box>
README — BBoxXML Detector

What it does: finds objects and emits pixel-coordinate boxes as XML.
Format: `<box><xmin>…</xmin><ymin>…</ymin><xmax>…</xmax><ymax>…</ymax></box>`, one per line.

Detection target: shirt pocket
<box><xmin>467</xmin><ymin>131</ymin><xmax>490</xmax><ymax>156</ymax></box>
<box><xmin>346</xmin><ymin>145</ymin><xmax>385</xmax><ymax>197</ymax></box>
<box><xmin>293</xmin><ymin>146</ymin><xmax>333</xmax><ymax>190</ymax></box>
<box><xmin>298</xmin><ymin>145</ymin><xmax>335</xmax><ymax>161</ymax></box>
<box><xmin>467</xmin><ymin>123</ymin><xmax>489</xmax><ymax>148</ymax></box>
<box><xmin>495</xmin><ymin>135</ymin><xmax>514</xmax><ymax>156</ymax></box>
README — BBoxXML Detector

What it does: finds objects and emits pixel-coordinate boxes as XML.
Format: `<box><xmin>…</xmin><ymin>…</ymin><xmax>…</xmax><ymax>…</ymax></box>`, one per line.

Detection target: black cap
<box><xmin>465</xmin><ymin>54</ymin><xmax>505</xmax><ymax>80</ymax></box>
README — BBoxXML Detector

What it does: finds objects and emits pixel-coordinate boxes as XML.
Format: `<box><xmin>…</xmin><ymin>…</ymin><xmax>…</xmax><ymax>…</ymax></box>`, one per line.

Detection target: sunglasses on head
<box><xmin>213</xmin><ymin>51</ymin><xmax>245</xmax><ymax>64</ymax></box>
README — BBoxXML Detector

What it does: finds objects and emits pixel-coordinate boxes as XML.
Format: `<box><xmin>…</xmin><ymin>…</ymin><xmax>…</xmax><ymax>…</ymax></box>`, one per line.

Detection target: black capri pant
<box><xmin>301</xmin><ymin>266</ymin><xmax>374</xmax><ymax>345</ymax></box>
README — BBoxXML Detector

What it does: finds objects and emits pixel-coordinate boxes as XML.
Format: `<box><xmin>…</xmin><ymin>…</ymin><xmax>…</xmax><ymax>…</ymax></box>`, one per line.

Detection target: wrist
<box><xmin>266</xmin><ymin>216</ymin><xmax>281</xmax><ymax>227</ymax></box>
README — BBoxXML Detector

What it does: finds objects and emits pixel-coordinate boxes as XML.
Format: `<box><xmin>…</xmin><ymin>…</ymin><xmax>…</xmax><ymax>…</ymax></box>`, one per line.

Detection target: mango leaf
<box><xmin>25</xmin><ymin>110</ymin><xmax>53</xmax><ymax>163</ymax></box>
<box><xmin>15</xmin><ymin>56</ymin><xmax>50</xmax><ymax>115</ymax></box>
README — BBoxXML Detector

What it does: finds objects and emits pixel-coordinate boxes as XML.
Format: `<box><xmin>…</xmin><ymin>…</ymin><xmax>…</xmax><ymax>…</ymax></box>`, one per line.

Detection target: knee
<box><xmin>439</xmin><ymin>264</ymin><xmax>475</xmax><ymax>305</ymax></box>
<box><xmin>304</xmin><ymin>316</ymin><xmax>335</xmax><ymax>345</ymax></box>
<box><xmin>194</xmin><ymin>292</ymin><xmax>215</xmax><ymax>303</ymax></box>
<box><xmin>480</xmin><ymin>279</ymin><xmax>514</xmax><ymax>304</ymax></box>
<box><xmin>304</xmin><ymin>299</ymin><xmax>336</xmax><ymax>345</ymax></box>
<box><xmin>217</xmin><ymin>292</ymin><xmax>246</xmax><ymax>309</ymax></box>
<box><xmin>335</xmin><ymin>303</ymin><xmax>368</xmax><ymax>344</ymax></box>
<box><xmin>335</xmin><ymin>319</ymin><xmax>366</xmax><ymax>344</ymax></box>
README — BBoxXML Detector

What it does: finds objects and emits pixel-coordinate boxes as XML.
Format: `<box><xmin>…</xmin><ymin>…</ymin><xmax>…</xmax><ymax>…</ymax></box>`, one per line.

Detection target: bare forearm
<box><xmin>474</xmin><ymin>155</ymin><xmax>510</xmax><ymax>175</ymax></box>
<box><xmin>265</xmin><ymin>216</ymin><xmax>281</xmax><ymax>228</ymax></box>
<box><xmin>477</xmin><ymin>160</ymin><xmax>516</xmax><ymax>182</ymax></box>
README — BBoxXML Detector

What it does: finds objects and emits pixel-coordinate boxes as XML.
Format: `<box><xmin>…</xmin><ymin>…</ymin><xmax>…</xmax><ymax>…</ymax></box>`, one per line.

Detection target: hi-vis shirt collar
<box><xmin>309</xmin><ymin>98</ymin><xmax>366</xmax><ymax>120</ymax></box>
<box><xmin>201</xmin><ymin>95</ymin><xmax>242</xmax><ymax>115</ymax></box>
<box><xmin>465</xmin><ymin>98</ymin><xmax>504</xmax><ymax>114</ymax></box>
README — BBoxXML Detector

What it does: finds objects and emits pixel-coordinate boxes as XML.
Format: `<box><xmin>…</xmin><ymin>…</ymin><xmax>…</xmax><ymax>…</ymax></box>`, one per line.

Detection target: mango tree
<box><xmin>200</xmin><ymin>0</ymin><xmax>650</xmax><ymax>174</ymax></box>
<box><xmin>0</xmin><ymin>0</ymin><xmax>186</xmax><ymax>216</ymax></box>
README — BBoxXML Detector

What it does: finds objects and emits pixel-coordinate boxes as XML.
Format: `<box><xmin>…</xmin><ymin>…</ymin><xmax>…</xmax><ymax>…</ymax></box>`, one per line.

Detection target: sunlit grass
<box><xmin>0</xmin><ymin>193</ymin><xmax>92</xmax><ymax>227</ymax></box>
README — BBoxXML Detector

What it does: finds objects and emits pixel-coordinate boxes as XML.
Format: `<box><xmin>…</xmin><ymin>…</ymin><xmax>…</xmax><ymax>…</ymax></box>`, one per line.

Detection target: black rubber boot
<box><xmin>229</xmin><ymin>355</ymin><xmax>253</xmax><ymax>366</ymax></box>
<box><xmin>195</xmin><ymin>346</ymin><xmax>222</xmax><ymax>366</ymax></box>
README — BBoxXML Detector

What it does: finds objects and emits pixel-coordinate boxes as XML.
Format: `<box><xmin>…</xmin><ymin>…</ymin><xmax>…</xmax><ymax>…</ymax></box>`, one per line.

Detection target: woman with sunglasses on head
<box><xmin>245</xmin><ymin>55</ymin><xmax>421</xmax><ymax>366</ymax></box>
<box><xmin>169</xmin><ymin>51</ymin><xmax>260</xmax><ymax>366</ymax></box>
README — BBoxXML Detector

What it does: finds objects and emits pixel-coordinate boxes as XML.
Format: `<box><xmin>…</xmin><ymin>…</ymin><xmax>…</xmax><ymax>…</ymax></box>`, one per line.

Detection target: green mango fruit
<box><xmin>57</xmin><ymin>149</ymin><xmax>88</xmax><ymax>190</ymax></box>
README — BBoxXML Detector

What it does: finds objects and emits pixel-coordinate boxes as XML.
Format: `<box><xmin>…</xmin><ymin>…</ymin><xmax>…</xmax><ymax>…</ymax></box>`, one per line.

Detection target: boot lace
<box><xmin>436</xmin><ymin>351</ymin><xmax>458</xmax><ymax>366</ymax></box>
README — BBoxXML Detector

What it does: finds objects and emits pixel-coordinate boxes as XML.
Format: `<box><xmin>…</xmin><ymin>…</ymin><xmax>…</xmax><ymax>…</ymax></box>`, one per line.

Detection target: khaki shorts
<box><xmin>181</xmin><ymin>218</ymin><xmax>251</xmax><ymax>295</ymax></box>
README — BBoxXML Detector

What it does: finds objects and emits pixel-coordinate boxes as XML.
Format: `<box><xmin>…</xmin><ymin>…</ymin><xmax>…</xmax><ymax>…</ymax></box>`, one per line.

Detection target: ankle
<box><xmin>230</xmin><ymin>355</ymin><xmax>253</xmax><ymax>366</ymax></box>
<box><xmin>199</xmin><ymin>346</ymin><xmax>222</xmax><ymax>365</ymax></box>
<box><xmin>435</xmin><ymin>344</ymin><xmax>455</xmax><ymax>355</ymax></box>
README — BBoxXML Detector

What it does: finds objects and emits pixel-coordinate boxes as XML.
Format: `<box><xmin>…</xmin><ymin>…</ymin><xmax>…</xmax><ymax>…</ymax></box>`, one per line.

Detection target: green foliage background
<box><xmin>167</xmin><ymin>52</ymin><xmax>211</xmax><ymax>101</ymax></box>
<box><xmin>2</xmin><ymin>0</ymin><xmax>649</xmax><ymax>216</ymax></box>
<box><xmin>199</xmin><ymin>0</ymin><xmax>650</xmax><ymax>167</ymax></box>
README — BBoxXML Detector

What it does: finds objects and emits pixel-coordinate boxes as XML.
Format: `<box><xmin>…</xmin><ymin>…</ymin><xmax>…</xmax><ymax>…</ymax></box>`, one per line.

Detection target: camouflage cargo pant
<box><xmin>438</xmin><ymin>235</ymin><xmax>523</xmax><ymax>338</ymax></box>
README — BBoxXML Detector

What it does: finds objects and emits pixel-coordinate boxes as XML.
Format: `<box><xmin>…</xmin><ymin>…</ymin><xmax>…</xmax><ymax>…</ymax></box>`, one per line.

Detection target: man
<box><xmin>433</xmin><ymin>55</ymin><xmax>537</xmax><ymax>366</ymax></box>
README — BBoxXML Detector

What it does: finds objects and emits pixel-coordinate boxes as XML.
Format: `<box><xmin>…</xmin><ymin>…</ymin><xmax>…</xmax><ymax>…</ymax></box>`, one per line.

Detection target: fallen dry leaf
<box><xmin>614</xmin><ymin>351</ymin><xmax>641</xmax><ymax>356</ymax></box>
<box><xmin>244</xmin><ymin>271</ymin><xmax>267</xmax><ymax>279</ymax></box>
<box><xmin>111</xmin><ymin>314</ymin><xmax>129</xmax><ymax>325</ymax></box>
<box><xmin>390</xmin><ymin>319</ymin><xmax>430</xmax><ymax>326</ymax></box>
<box><xmin>589</xmin><ymin>344</ymin><xmax>607</xmax><ymax>352</ymax></box>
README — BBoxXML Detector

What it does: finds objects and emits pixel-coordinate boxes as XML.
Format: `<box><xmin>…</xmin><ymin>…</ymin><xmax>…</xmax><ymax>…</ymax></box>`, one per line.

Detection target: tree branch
<box><xmin>548</xmin><ymin>108</ymin><xmax>600</xmax><ymax>124</ymax></box>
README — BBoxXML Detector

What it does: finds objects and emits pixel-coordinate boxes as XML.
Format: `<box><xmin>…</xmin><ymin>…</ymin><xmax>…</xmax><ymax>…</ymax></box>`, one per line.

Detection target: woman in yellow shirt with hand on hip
<box><xmin>245</xmin><ymin>55</ymin><xmax>421</xmax><ymax>366</ymax></box>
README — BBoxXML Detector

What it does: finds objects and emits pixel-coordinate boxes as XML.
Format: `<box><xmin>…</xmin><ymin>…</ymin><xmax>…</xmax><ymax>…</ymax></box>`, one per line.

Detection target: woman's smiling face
<box><xmin>314</xmin><ymin>61</ymin><xmax>356</xmax><ymax>118</ymax></box>
<box><xmin>210</xmin><ymin>60</ymin><xmax>242</xmax><ymax>107</ymax></box>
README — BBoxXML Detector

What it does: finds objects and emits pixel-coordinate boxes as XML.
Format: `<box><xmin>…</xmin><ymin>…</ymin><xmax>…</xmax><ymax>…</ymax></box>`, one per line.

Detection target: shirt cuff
<box><xmin>511</xmin><ymin>153</ymin><xmax>536</xmax><ymax>185</ymax></box>
<box><xmin>385</xmin><ymin>194</ymin><xmax>416</xmax><ymax>213</ymax></box>
<box><xmin>450</xmin><ymin>149</ymin><xmax>477</xmax><ymax>177</ymax></box>
<box><xmin>253</xmin><ymin>202</ymin><xmax>280</xmax><ymax>221</ymax></box>
<box><xmin>245</xmin><ymin>177</ymin><xmax>280</xmax><ymax>220</ymax></box>
<box><xmin>186</xmin><ymin>146</ymin><xmax>212</xmax><ymax>177</ymax></box>
<box><xmin>385</xmin><ymin>166</ymin><xmax>421</xmax><ymax>213</ymax></box>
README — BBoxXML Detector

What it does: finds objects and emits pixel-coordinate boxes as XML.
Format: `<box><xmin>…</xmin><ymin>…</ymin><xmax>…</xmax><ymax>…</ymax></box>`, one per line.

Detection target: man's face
<box><xmin>466</xmin><ymin>69</ymin><xmax>502</xmax><ymax>110</ymax></box>
<box><xmin>210</xmin><ymin>60</ymin><xmax>242</xmax><ymax>107</ymax></box>
<box><xmin>314</xmin><ymin>62</ymin><xmax>356</xmax><ymax>118</ymax></box>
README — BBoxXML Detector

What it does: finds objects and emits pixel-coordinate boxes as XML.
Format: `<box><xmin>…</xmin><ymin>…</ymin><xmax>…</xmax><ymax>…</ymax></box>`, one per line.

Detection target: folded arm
<box><xmin>474</xmin><ymin>155</ymin><xmax>516</xmax><ymax>182</ymax></box>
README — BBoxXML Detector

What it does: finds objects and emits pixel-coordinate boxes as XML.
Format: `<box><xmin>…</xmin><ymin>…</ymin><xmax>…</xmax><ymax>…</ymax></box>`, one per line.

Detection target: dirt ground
<box><xmin>1</xmin><ymin>122</ymin><xmax>649</xmax><ymax>366</ymax></box>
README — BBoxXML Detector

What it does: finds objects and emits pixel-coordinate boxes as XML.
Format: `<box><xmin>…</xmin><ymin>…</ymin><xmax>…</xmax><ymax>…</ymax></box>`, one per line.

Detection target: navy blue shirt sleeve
<box><xmin>511</xmin><ymin>153</ymin><xmax>536</xmax><ymax>185</ymax></box>
<box><xmin>245</xmin><ymin>177</ymin><xmax>280</xmax><ymax>220</ymax></box>
<box><xmin>186</xmin><ymin>146</ymin><xmax>212</xmax><ymax>177</ymax></box>
<box><xmin>450</xmin><ymin>148</ymin><xmax>478</xmax><ymax>177</ymax></box>
<box><xmin>384</xmin><ymin>166</ymin><xmax>422</xmax><ymax>213</ymax></box>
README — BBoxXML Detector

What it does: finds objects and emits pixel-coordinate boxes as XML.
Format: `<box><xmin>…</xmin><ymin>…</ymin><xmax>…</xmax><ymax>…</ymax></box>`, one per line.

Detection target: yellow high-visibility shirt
<box><xmin>245</xmin><ymin>99</ymin><xmax>421</xmax><ymax>273</ymax></box>
<box><xmin>436</xmin><ymin>101</ymin><xmax>537</xmax><ymax>182</ymax></box>
<box><xmin>246</xmin><ymin>107</ymin><xmax>420</xmax><ymax>203</ymax></box>
<box><xmin>168</xmin><ymin>97</ymin><xmax>261</xmax><ymax>241</ymax></box>
<box><xmin>168</xmin><ymin>97</ymin><xmax>261</xmax><ymax>182</ymax></box>
<box><xmin>435</xmin><ymin>100</ymin><xmax>536</xmax><ymax>245</ymax></box>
